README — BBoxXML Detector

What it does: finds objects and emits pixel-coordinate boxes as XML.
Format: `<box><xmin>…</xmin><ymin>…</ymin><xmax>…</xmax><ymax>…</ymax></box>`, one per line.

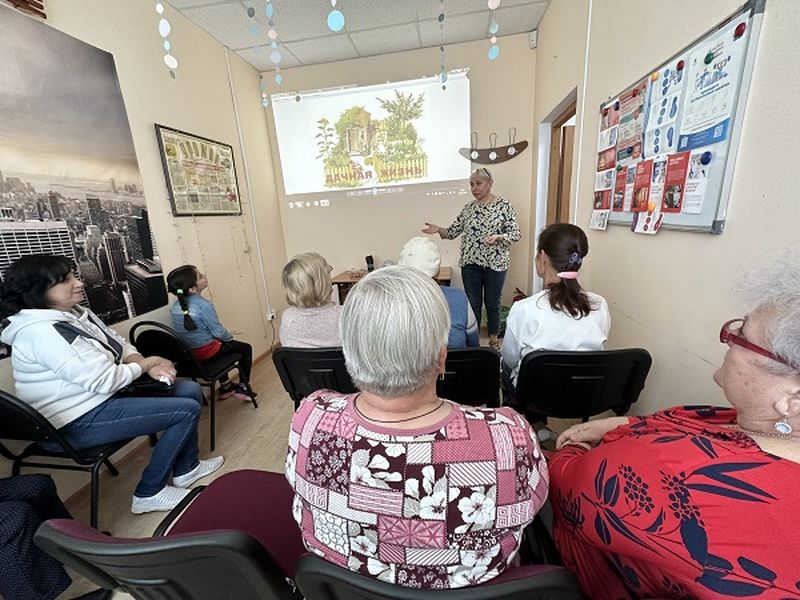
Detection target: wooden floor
<box><xmin>59</xmin><ymin>356</ymin><xmax>295</xmax><ymax>598</ymax></box>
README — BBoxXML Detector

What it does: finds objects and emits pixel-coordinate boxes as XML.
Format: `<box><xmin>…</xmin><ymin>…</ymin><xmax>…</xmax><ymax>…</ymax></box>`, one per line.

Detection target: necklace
<box><xmin>735</xmin><ymin>424</ymin><xmax>800</xmax><ymax>442</ymax></box>
<box><xmin>353</xmin><ymin>397</ymin><xmax>445</xmax><ymax>424</ymax></box>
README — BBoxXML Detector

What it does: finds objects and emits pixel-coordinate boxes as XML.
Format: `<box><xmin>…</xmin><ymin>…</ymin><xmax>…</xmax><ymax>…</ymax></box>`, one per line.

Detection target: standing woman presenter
<box><xmin>422</xmin><ymin>167</ymin><xmax>520</xmax><ymax>349</ymax></box>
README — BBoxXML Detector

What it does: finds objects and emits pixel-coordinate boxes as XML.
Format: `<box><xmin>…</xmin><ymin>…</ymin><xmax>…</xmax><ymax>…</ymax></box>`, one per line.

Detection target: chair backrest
<box><xmin>438</xmin><ymin>347</ymin><xmax>501</xmax><ymax>407</ymax></box>
<box><xmin>294</xmin><ymin>554</ymin><xmax>585</xmax><ymax>600</ymax></box>
<box><xmin>0</xmin><ymin>389</ymin><xmax>83</xmax><ymax>462</ymax></box>
<box><xmin>35</xmin><ymin>519</ymin><xmax>294</xmax><ymax>600</ymax></box>
<box><xmin>272</xmin><ymin>347</ymin><xmax>357</xmax><ymax>405</ymax></box>
<box><xmin>515</xmin><ymin>348</ymin><xmax>652</xmax><ymax>422</ymax></box>
<box><xmin>129</xmin><ymin>320</ymin><xmax>197</xmax><ymax>370</ymax></box>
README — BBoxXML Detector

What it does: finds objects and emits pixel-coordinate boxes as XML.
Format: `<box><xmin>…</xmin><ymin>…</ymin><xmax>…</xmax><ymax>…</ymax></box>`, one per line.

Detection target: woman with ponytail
<box><xmin>500</xmin><ymin>223</ymin><xmax>610</xmax><ymax>388</ymax></box>
<box><xmin>167</xmin><ymin>266</ymin><xmax>254</xmax><ymax>401</ymax></box>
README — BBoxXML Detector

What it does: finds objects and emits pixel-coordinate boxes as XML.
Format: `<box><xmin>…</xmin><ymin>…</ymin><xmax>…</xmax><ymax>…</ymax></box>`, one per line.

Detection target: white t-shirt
<box><xmin>501</xmin><ymin>290</ymin><xmax>611</xmax><ymax>385</ymax></box>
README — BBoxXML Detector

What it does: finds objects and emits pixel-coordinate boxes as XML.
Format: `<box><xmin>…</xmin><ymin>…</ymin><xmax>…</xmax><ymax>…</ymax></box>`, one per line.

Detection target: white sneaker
<box><xmin>172</xmin><ymin>456</ymin><xmax>225</xmax><ymax>488</ymax></box>
<box><xmin>131</xmin><ymin>485</ymin><xmax>191</xmax><ymax>514</ymax></box>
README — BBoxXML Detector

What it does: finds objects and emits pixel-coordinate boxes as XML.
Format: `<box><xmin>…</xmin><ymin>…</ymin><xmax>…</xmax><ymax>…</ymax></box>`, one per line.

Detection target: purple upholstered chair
<box><xmin>34</xmin><ymin>470</ymin><xmax>303</xmax><ymax>600</ymax></box>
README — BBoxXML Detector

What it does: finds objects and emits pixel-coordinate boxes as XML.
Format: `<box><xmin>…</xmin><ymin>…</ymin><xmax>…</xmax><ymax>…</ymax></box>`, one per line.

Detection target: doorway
<box><xmin>546</xmin><ymin>103</ymin><xmax>576</xmax><ymax>225</ymax></box>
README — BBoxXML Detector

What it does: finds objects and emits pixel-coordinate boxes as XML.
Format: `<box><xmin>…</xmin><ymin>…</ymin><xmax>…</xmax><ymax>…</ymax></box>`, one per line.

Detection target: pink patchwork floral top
<box><xmin>285</xmin><ymin>389</ymin><xmax>548</xmax><ymax>589</ymax></box>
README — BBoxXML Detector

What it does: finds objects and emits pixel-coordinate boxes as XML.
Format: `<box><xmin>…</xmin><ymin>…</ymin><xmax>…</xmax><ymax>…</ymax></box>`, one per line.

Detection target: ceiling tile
<box><xmin>419</xmin><ymin>12</ymin><xmax>491</xmax><ymax>47</ymax></box>
<box><xmin>260</xmin><ymin>0</ymin><xmax>341</xmax><ymax>42</ymax></box>
<box><xmin>349</xmin><ymin>23</ymin><xmax>421</xmax><ymax>58</ymax></box>
<box><xmin>181</xmin><ymin>2</ymin><xmax>256</xmax><ymax>49</ymax></box>
<box><xmin>491</xmin><ymin>2</ymin><xmax>549</xmax><ymax>35</ymax></box>
<box><xmin>281</xmin><ymin>35</ymin><xmax>359</xmax><ymax>66</ymax></box>
<box><xmin>167</xmin><ymin>0</ymin><xmax>228</xmax><ymax>9</ymax></box>
<box><xmin>237</xmin><ymin>45</ymin><xmax>302</xmax><ymax>72</ymax></box>
<box><xmin>343</xmin><ymin>1</ymin><xmax>428</xmax><ymax>30</ymax></box>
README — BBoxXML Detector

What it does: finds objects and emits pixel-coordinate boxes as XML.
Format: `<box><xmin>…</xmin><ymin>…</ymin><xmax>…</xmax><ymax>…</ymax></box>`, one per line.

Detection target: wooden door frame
<box><xmin>545</xmin><ymin>100</ymin><xmax>576</xmax><ymax>225</ymax></box>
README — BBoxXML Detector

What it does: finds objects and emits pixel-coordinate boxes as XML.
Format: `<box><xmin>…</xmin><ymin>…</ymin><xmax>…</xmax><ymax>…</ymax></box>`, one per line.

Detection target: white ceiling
<box><xmin>168</xmin><ymin>0</ymin><xmax>550</xmax><ymax>72</ymax></box>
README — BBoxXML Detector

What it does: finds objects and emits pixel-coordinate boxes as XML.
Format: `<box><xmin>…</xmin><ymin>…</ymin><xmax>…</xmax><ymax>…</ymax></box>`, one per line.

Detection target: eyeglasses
<box><xmin>719</xmin><ymin>318</ymin><xmax>789</xmax><ymax>366</ymax></box>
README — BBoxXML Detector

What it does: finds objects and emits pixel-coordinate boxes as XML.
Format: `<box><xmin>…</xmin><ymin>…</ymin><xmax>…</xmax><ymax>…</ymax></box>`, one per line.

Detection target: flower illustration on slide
<box><xmin>458</xmin><ymin>492</ymin><xmax>496</xmax><ymax>525</ymax></box>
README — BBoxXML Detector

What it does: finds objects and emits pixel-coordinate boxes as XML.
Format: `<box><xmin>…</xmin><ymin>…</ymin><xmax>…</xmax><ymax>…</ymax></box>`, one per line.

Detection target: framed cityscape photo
<box><xmin>154</xmin><ymin>124</ymin><xmax>242</xmax><ymax>216</ymax></box>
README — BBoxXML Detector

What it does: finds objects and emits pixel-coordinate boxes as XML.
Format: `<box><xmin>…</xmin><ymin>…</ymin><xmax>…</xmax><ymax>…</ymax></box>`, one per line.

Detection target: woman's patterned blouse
<box><xmin>443</xmin><ymin>196</ymin><xmax>521</xmax><ymax>272</ymax></box>
<box><xmin>286</xmin><ymin>390</ymin><xmax>548</xmax><ymax>589</ymax></box>
<box><xmin>549</xmin><ymin>406</ymin><xmax>800</xmax><ymax>599</ymax></box>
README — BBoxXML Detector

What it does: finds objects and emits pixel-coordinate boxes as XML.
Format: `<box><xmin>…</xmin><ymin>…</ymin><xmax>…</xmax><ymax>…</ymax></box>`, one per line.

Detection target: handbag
<box><xmin>114</xmin><ymin>374</ymin><xmax>175</xmax><ymax>397</ymax></box>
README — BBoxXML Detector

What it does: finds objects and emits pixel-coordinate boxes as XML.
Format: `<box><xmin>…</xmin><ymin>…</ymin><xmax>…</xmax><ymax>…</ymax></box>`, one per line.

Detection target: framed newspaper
<box><xmin>154</xmin><ymin>124</ymin><xmax>242</xmax><ymax>216</ymax></box>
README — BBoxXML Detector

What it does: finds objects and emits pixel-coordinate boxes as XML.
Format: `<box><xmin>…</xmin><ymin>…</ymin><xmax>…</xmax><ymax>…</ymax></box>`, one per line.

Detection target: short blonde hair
<box><xmin>282</xmin><ymin>252</ymin><xmax>333</xmax><ymax>307</ymax></box>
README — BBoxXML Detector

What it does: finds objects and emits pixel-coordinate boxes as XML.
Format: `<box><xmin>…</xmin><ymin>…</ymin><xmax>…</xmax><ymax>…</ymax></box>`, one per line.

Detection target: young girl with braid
<box><xmin>167</xmin><ymin>265</ymin><xmax>255</xmax><ymax>401</ymax></box>
<box><xmin>501</xmin><ymin>223</ymin><xmax>610</xmax><ymax>389</ymax></box>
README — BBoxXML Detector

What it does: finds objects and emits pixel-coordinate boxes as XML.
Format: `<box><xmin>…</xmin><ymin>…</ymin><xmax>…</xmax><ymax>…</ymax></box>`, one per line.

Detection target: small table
<box><xmin>332</xmin><ymin>267</ymin><xmax>452</xmax><ymax>305</ymax></box>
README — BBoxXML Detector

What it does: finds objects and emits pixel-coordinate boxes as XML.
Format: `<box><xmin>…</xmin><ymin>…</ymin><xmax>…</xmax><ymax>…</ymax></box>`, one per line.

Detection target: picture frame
<box><xmin>154</xmin><ymin>124</ymin><xmax>242</xmax><ymax>216</ymax></box>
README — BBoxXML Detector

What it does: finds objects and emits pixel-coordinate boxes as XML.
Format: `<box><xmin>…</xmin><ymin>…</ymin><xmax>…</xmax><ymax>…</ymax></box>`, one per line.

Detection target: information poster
<box><xmin>631</xmin><ymin>159</ymin><xmax>653</xmax><ymax>212</ymax></box>
<box><xmin>662</xmin><ymin>151</ymin><xmax>690</xmax><ymax>212</ymax></box>
<box><xmin>616</xmin><ymin>81</ymin><xmax>647</xmax><ymax>164</ymax></box>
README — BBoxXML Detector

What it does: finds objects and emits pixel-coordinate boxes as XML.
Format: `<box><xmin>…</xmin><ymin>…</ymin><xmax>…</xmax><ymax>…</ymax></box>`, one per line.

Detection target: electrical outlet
<box><xmin>266</xmin><ymin>310</ymin><xmax>276</xmax><ymax>321</ymax></box>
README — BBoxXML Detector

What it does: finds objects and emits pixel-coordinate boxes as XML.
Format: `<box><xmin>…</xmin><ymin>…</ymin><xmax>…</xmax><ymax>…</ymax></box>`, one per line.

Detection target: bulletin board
<box><xmin>593</xmin><ymin>0</ymin><xmax>765</xmax><ymax>234</ymax></box>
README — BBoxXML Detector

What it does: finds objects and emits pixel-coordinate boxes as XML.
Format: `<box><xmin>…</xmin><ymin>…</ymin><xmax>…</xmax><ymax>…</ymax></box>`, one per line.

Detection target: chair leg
<box><xmin>12</xmin><ymin>458</ymin><xmax>22</xmax><ymax>476</ymax></box>
<box><xmin>209</xmin><ymin>380</ymin><xmax>216</xmax><ymax>452</ymax></box>
<box><xmin>90</xmin><ymin>461</ymin><xmax>102</xmax><ymax>529</ymax></box>
<box><xmin>103</xmin><ymin>458</ymin><xmax>119</xmax><ymax>476</ymax></box>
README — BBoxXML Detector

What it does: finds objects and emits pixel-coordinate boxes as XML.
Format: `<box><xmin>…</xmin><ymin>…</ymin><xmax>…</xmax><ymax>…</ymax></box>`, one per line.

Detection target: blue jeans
<box><xmin>54</xmin><ymin>380</ymin><xmax>204</xmax><ymax>498</ymax></box>
<box><xmin>461</xmin><ymin>264</ymin><xmax>507</xmax><ymax>336</ymax></box>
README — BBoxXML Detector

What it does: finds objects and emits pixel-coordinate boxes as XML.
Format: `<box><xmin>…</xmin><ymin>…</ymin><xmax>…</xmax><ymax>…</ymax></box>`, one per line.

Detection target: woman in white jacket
<box><xmin>0</xmin><ymin>255</ymin><xmax>223</xmax><ymax>515</ymax></box>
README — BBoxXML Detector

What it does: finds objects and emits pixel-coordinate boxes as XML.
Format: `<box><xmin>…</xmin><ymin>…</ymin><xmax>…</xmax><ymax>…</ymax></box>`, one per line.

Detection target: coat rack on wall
<box><xmin>459</xmin><ymin>128</ymin><xmax>529</xmax><ymax>165</ymax></box>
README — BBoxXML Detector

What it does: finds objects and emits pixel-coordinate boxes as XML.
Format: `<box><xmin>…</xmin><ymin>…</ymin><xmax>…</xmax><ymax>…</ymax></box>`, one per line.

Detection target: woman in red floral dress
<box><xmin>549</xmin><ymin>280</ymin><xmax>800</xmax><ymax>599</ymax></box>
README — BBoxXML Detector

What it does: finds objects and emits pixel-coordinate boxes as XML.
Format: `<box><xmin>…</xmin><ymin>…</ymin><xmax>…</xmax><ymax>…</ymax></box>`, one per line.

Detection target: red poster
<box><xmin>661</xmin><ymin>151</ymin><xmax>690</xmax><ymax>213</ymax></box>
<box><xmin>612</xmin><ymin>168</ymin><xmax>626</xmax><ymax>211</ymax></box>
<box><xmin>631</xmin><ymin>159</ymin><xmax>653</xmax><ymax>212</ymax></box>
<box><xmin>597</xmin><ymin>147</ymin><xmax>616</xmax><ymax>171</ymax></box>
<box><xmin>594</xmin><ymin>190</ymin><xmax>611</xmax><ymax>210</ymax></box>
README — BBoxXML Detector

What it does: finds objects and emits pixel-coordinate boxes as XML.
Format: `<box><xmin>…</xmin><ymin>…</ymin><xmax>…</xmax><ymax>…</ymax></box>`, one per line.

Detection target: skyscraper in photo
<box><xmin>0</xmin><ymin>221</ymin><xmax>76</xmax><ymax>278</ymax></box>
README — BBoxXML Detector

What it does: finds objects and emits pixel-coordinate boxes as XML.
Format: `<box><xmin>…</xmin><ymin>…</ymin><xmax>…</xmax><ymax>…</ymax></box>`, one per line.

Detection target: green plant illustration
<box><xmin>315</xmin><ymin>118</ymin><xmax>335</xmax><ymax>161</ymax></box>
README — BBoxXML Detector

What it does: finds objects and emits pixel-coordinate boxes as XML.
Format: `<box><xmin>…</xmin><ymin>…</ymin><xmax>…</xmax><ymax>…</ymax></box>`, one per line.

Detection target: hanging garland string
<box><xmin>487</xmin><ymin>0</ymin><xmax>501</xmax><ymax>61</ymax></box>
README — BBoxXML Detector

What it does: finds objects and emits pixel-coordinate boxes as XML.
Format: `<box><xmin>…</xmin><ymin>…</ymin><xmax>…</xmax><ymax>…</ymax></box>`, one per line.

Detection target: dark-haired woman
<box><xmin>167</xmin><ymin>265</ymin><xmax>254</xmax><ymax>400</ymax></box>
<box><xmin>501</xmin><ymin>223</ymin><xmax>610</xmax><ymax>388</ymax></box>
<box><xmin>0</xmin><ymin>255</ymin><xmax>223</xmax><ymax>515</ymax></box>
<box><xmin>423</xmin><ymin>167</ymin><xmax>521</xmax><ymax>349</ymax></box>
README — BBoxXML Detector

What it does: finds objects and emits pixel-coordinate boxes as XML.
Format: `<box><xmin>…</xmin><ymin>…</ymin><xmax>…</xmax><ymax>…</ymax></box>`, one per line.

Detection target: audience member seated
<box><xmin>0</xmin><ymin>475</ymin><xmax>72</xmax><ymax>600</ymax></box>
<box><xmin>285</xmin><ymin>266</ymin><xmax>548</xmax><ymax>589</ymax></box>
<box><xmin>0</xmin><ymin>255</ymin><xmax>223</xmax><ymax>515</ymax></box>
<box><xmin>168</xmin><ymin>264</ymin><xmax>255</xmax><ymax>400</ymax></box>
<box><xmin>398</xmin><ymin>236</ymin><xmax>479</xmax><ymax>348</ymax></box>
<box><xmin>548</xmin><ymin>269</ymin><xmax>800</xmax><ymax>598</ymax></box>
<box><xmin>280</xmin><ymin>252</ymin><xmax>342</xmax><ymax>348</ymax></box>
<box><xmin>501</xmin><ymin>223</ymin><xmax>610</xmax><ymax>389</ymax></box>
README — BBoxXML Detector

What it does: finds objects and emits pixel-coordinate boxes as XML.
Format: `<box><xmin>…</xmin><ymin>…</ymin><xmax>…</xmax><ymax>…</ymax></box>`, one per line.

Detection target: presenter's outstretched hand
<box><xmin>422</xmin><ymin>222</ymin><xmax>442</xmax><ymax>235</ymax></box>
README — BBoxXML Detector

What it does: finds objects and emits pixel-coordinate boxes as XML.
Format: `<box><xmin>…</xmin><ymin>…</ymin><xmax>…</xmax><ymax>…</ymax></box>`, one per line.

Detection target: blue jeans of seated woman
<box><xmin>52</xmin><ymin>380</ymin><xmax>203</xmax><ymax>498</ymax></box>
<box><xmin>461</xmin><ymin>264</ymin><xmax>507</xmax><ymax>337</ymax></box>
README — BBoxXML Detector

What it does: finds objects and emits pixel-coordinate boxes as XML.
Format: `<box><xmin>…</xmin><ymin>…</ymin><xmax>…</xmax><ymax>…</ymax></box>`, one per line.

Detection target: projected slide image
<box><xmin>316</xmin><ymin>91</ymin><xmax>427</xmax><ymax>189</ymax></box>
<box><xmin>272</xmin><ymin>72</ymin><xmax>470</xmax><ymax>196</ymax></box>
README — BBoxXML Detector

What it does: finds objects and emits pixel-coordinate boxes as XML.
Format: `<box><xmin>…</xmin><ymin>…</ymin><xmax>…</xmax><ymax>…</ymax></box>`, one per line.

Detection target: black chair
<box><xmin>130</xmin><ymin>320</ymin><xmax>257</xmax><ymax>451</ymax></box>
<box><xmin>294</xmin><ymin>553</ymin><xmax>585</xmax><ymax>600</ymax></box>
<box><xmin>515</xmin><ymin>348</ymin><xmax>652</xmax><ymax>423</ymax></box>
<box><xmin>439</xmin><ymin>347</ymin><xmax>501</xmax><ymax>407</ymax></box>
<box><xmin>272</xmin><ymin>347</ymin><xmax>357</xmax><ymax>408</ymax></box>
<box><xmin>0</xmin><ymin>389</ymin><xmax>132</xmax><ymax>529</ymax></box>
<box><xmin>34</xmin><ymin>470</ymin><xmax>300</xmax><ymax>600</ymax></box>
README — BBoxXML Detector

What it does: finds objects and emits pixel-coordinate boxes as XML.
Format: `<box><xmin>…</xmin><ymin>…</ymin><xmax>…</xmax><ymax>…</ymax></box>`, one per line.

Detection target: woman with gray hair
<box><xmin>285</xmin><ymin>266</ymin><xmax>548</xmax><ymax>589</ymax></box>
<box><xmin>547</xmin><ymin>268</ymin><xmax>800</xmax><ymax>598</ymax></box>
<box><xmin>279</xmin><ymin>252</ymin><xmax>341</xmax><ymax>348</ymax></box>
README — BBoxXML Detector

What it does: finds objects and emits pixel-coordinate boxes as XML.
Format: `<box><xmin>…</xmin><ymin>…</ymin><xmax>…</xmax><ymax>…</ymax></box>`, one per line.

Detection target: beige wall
<box><xmin>267</xmin><ymin>36</ymin><xmax>538</xmax><ymax>302</ymax></box>
<box><xmin>570</xmin><ymin>0</ymin><xmax>800</xmax><ymax>413</ymax></box>
<box><xmin>0</xmin><ymin>1</ymin><xmax>286</xmax><ymax>486</ymax></box>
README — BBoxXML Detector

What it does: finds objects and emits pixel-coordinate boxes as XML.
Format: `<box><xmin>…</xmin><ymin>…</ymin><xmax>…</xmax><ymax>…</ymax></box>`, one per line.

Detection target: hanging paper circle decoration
<box><xmin>488</xmin><ymin>0</ymin><xmax>500</xmax><ymax>9</ymax></box>
<box><xmin>268</xmin><ymin>29</ymin><xmax>278</xmax><ymax>39</ymax></box>
<box><xmin>163</xmin><ymin>54</ymin><xmax>178</xmax><ymax>69</ymax></box>
<box><xmin>266</xmin><ymin>3</ymin><xmax>274</xmax><ymax>18</ymax></box>
<box><xmin>271</xmin><ymin>41</ymin><xmax>278</xmax><ymax>49</ymax></box>
<box><xmin>158</xmin><ymin>18</ymin><xmax>171</xmax><ymax>37</ymax></box>
<box><xmin>489</xmin><ymin>21</ymin><xmax>499</xmax><ymax>34</ymax></box>
<box><xmin>439</xmin><ymin>71</ymin><xmax>448</xmax><ymax>83</ymax></box>
<box><xmin>262</xmin><ymin>97</ymin><xmax>269</xmax><ymax>107</ymax></box>
<box><xmin>328</xmin><ymin>9</ymin><xmax>345</xmax><ymax>32</ymax></box>
<box><xmin>488</xmin><ymin>45</ymin><xmax>500</xmax><ymax>60</ymax></box>
<box><xmin>247</xmin><ymin>6</ymin><xmax>255</xmax><ymax>17</ymax></box>
<box><xmin>270</xmin><ymin>50</ymin><xmax>282</xmax><ymax>64</ymax></box>
<box><xmin>155</xmin><ymin>3</ymin><xmax>164</xmax><ymax>15</ymax></box>
<box><xmin>163</xmin><ymin>40</ymin><xmax>170</xmax><ymax>51</ymax></box>
<box><xmin>275</xmin><ymin>73</ymin><xmax>283</xmax><ymax>84</ymax></box>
